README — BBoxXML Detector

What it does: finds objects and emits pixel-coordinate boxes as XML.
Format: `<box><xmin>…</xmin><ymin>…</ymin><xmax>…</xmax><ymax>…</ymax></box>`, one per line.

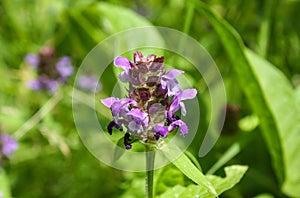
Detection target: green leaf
<box><xmin>96</xmin><ymin>2</ymin><xmax>154</xmax><ymax>33</ymax></box>
<box><xmin>159</xmin><ymin>143</ymin><xmax>217</xmax><ymax>197</ymax></box>
<box><xmin>245</xmin><ymin>50</ymin><xmax>300</xmax><ymax>196</ymax></box>
<box><xmin>192</xmin><ymin>1</ymin><xmax>300</xmax><ymax>196</ymax></box>
<box><xmin>159</xmin><ymin>185</ymin><xmax>186</xmax><ymax>198</ymax></box>
<box><xmin>160</xmin><ymin>165</ymin><xmax>248</xmax><ymax>198</ymax></box>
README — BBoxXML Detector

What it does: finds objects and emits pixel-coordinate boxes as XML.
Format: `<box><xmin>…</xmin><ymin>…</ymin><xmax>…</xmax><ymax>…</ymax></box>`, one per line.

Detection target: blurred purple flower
<box><xmin>24</xmin><ymin>54</ymin><xmax>40</xmax><ymax>69</ymax></box>
<box><xmin>0</xmin><ymin>134</ymin><xmax>18</xmax><ymax>157</ymax></box>
<box><xmin>25</xmin><ymin>47</ymin><xmax>74</xmax><ymax>93</ymax></box>
<box><xmin>27</xmin><ymin>79</ymin><xmax>41</xmax><ymax>90</ymax></box>
<box><xmin>45</xmin><ymin>79</ymin><xmax>59</xmax><ymax>93</ymax></box>
<box><xmin>56</xmin><ymin>56</ymin><xmax>74</xmax><ymax>78</ymax></box>
<box><xmin>77</xmin><ymin>75</ymin><xmax>101</xmax><ymax>93</ymax></box>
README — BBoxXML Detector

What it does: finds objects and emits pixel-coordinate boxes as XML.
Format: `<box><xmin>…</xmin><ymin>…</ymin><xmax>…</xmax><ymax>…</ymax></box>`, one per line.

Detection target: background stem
<box><xmin>13</xmin><ymin>90</ymin><xmax>63</xmax><ymax>140</ymax></box>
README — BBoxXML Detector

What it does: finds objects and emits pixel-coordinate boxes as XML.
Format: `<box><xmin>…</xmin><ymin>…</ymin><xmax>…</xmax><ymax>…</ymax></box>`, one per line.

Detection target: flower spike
<box><xmin>101</xmin><ymin>52</ymin><xmax>197</xmax><ymax>149</ymax></box>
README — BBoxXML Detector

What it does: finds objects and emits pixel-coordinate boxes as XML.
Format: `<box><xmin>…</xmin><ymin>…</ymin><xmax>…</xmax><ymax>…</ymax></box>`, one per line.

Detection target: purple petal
<box><xmin>167</xmin><ymin>80</ymin><xmax>181</xmax><ymax>96</ymax></box>
<box><xmin>168</xmin><ymin>120</ymin><xmax>188</xmax><ymax>136</ymax></box>
<box><xmin>163</xmin><ymin>69</ymin><xmax>184</xmax><ymax>79</ymax></box>
<box><xmin>46</xmin><ymin>79</ymin><xmax>59</xmax><ymax>92</ymax></box>
<box><xmin>180</xmin><ymin>102</ymin><xmax>187</xmax><ymax>116</ymax></box>
<box><xmin>128</xmin><ymin>120</ymin><xmax>144</xmax><ymax>133</ymax></box>
<box><xmin>168</xmin><ymin>89</ymin><xmax>197</xmax><ymax>116</ymax></box>
<box><xmin>24</xmin><ymin>54</ymin><xmax>40</xmax><ymax>68</ymax></box>
<box><xmin>153</xmin><ymin>124</ymin><xmax>168</xmax><ymax>137</ymax></box>
<box><xmin>160</xmin><ymin>78</ymin><xmax>168</xmax><ymax>89</ymax></box>
<box><xmin>179</xmin><ymin>89</ymin><xmax>197</xmax><ymax>100</ymax></box>
<box><xmin>101</xmin><ymin>97</ymin><xmax>118</xmax><ymax>108</ymax></box>
<box><xmin>118</xmin><ymin>71</ymin><xmax>131</xmax><ymax>82</ymax></box>
<box><xmin>56</xmin><ymin>56</ymin><xmax>74</xmax><ymax>77</ymax></box>
<box><xmin>127</xmin><ymin>108</ymin><xmax>149</xmax><ymax>126</ymax></box>
<box><xmin>168</xmin><ymin>96</ymin><xmax>180</xmax><ymax>117</ymax></box>
<box><xmin>0</xmin><ymin>134</ymin><xmax>18</xmax><ymax>156</ymax></box>
<box><xmin>127</xmin><ymin>108</ymin><xmax>145</xmax><ymax>119</ymax></box>
<box><xmin>161</xmin><ymin>69</ymin><xmax>185</xmax><ymax>96</ymax></box>
<box><xmin>27</xmin><ymin>79</ymin><xmax>41</xmax><ymax>90</ymax></box>
<box><xmin>110</xmin><ymin>98</ymin><xmax>135</xmax><ymax>117</ymax></box>
<box><xmin>161</xmin><ymin>78</ymin><xmax>181</xmax><ymax>96</ymax></box>
<box><xmin>114</xmin><ymin>56</ymin><xmax>131</xmax><ymax>70</ymax></box>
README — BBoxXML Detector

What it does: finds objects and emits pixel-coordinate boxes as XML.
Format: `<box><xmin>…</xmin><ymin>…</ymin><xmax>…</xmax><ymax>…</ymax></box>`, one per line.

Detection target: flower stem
<box><xmin>145</xmin><ymin>145</ymin><xmax>156</xmax><ymax>198</ymax></box>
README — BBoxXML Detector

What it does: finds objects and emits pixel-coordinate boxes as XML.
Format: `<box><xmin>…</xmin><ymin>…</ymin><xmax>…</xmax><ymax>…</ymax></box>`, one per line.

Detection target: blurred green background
<box><xmin>1</xmin><ymin>0</ymin><xmax>300</xmax><ymax>197</ymax></box>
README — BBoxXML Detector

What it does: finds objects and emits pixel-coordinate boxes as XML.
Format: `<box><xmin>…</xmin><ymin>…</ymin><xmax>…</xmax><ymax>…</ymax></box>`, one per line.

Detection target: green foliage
<box><xmin>0</xmin><ymin>0</ymin><xmax>299</xmax><ymax>197</ymax></box>
<box><xmin>159</xmin><ymin>165</ymin><xmax>248</xmax><ymax>198</ymax></box>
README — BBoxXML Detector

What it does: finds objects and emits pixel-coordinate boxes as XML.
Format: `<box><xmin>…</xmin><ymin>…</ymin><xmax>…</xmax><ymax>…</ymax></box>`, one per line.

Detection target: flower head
<box><xmin>24</xmin><ymin>46</ymin><xmax>74</xmax><ymax>93</ymax></box>
<box><xmin>101</xmin><ymin>52</ymin><xmax>197</xmax><ymax>149</ymax></box>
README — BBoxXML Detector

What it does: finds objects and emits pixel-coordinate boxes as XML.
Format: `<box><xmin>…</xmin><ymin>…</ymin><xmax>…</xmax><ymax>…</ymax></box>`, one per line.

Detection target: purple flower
<box><xmin>168</xmin><ymin>89</ymin><xmax>197</xmax><ymax>117</ymax></box>
<box><xmin>77</xmin><ymin>75</ymin><xmax>101</xmax><ymax>93</ymax></box>
<box><xmin>127</xmin><ymin>108</ymin><xmax>149</xmax><ymax>126</ymax></box>
<box><xmin>27</xmin><ymin>79</ymin><xmax>41</xmax><ymax>90</ymax></box>
<box><xmin>101</xmin><ymin>52</ymin><xmax>197</xmax><ymax>149</ymax></box>
<box><xmin>25</xmin><ymin>47</ymin><xmax>74</xmax><ymax>93</ymax></box>
<box><xmin>0</xmin><ymin>134</ymin><xmax>18</xmax><ymax>157</ymax></box>
<box><xmin>114</xmin><ymin>56</ymin><xmax>131</xmax><ymax>82</ymax></box>
<box><xmin>127</xmin><ymin>108</ymin><xmax>149</xmax><ymax>134</ymax></box>
<box><xmin>56</xmin><ymin>56</ymin><xmax>74</xmax><ymax>78</ymax></box>
<box><xmin>24</xmin><ymin>54</ymin><xmax>40</xmax><ymax>69</ymax></box>
<box><xmin>168</xmin><ymin>120</ymin><xmax>188</xmax><ymax>136</ymax></box>
<box><xmin>161</xmin><ymin>69</ymin><xmax>184</xmax><ymax>96</ymax></box>
<box><xmin>45</xmin><ymin>79</ymin><xmax>59</xmax><ymax>93</ymax></box>
<box><xmin>101</xmin><ymin>97</ymin><xmax>137</xmax><ymax>126</ymax></box>
<box><xmin>153</xmin><ymin>124</ymin><xmax>168</xmax><ymax>138</ymax></box>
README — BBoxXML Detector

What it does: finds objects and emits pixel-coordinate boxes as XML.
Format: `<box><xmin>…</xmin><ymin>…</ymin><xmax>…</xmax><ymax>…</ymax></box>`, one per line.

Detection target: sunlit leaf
<box><xmin>160</xmin><ymin>165</ymin><xmax>248</xmax><ymax>198</ymax></box>
<box><xmin>159</xmin><ymin>143</ymin><xmax>217</xmax><ymax>197</ymax></box>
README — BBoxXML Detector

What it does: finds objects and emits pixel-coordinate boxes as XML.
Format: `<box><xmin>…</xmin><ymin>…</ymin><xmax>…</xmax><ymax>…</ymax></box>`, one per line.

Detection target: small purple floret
<box><xmin>161</xmin><ymin>69</ymin><xmax>184</xmax><ymax>96</ymax></box>
<box><xmin>77</xmin><ymin>75</ymin><xmax>101</xmax><ymax>93</ymax></box>
<box><xmin>153</xmin><ymin>124</ymin><xmax>168</xmax><ymax>137</ymax></box>
<box><xmin>27</xmin><ymin>79</ymin><xmax>41</xmax><ymax>90</ymax></box>
<box><xmin>56</xmin><ymin>56</ymin><xmax>74</xmax><ymax>78</ymax></box>
<box><xmin>114</xmin><ymin>56</ymin><xmax>131</xmax><ymax>82</ymax></box>
<box><xmin>168</xmin><ymin>89</ymin><xmax>197</xmax><ymax>117</ymax></box>
<box><xmin>0</xmin><ymin>134</ymin><xmax>18</xmax><ymax>157</ymax></box>
<box><xmin>24</xmin><ymin>54</ymin><xmax>40</xmax><ymax>69</ymax></box>
<box><xmin>168</xmin><ymin>120</ymin><xmax>188</xmax><ymax>136</ymax></box>
<box><xmin>127</xmin><ymin>108</ymin><xmax>149</xmax><ymax>127</ymax></box>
